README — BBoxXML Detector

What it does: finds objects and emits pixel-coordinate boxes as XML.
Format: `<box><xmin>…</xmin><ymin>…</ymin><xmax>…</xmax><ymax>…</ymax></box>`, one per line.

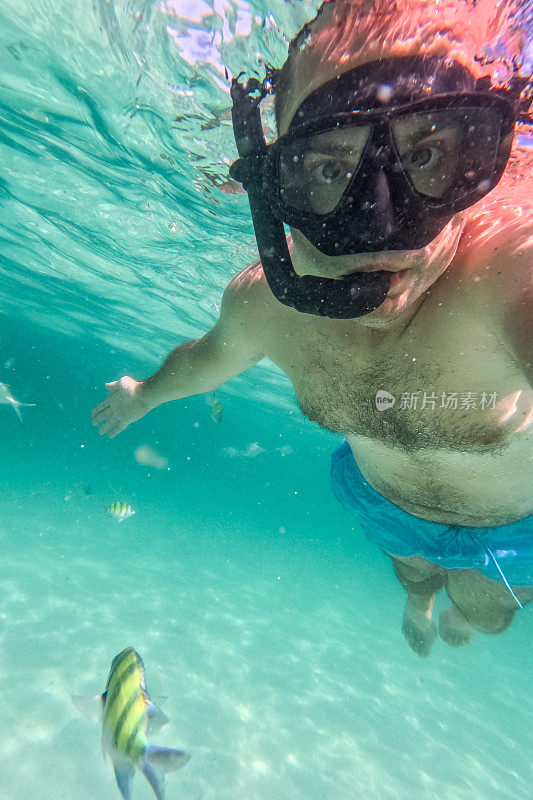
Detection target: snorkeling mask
<box><xmin>230</xmin><ymin>55</ymin><xmax>525</xmax><ymax>318</ymax></box>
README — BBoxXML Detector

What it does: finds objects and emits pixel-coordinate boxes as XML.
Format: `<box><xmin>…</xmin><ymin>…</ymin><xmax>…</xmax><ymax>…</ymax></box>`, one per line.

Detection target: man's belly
<box><xmin>346</xmin><ymin>434</ymin><xmax>533</xmax><ymax>527</ymax></box>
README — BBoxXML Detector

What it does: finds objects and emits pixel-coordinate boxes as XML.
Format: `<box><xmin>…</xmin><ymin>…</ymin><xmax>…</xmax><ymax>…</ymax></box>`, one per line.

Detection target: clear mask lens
<box><xmin>278</xmin><ymin>126</ymin><xmax>371</xmax><ymax>214</ymax></box>
<box><xmin>391</xmin><ymin>106</ymin><xmax>502</xmax><ymax>200</ymax></box>
<box><xmin>277</xmin><ymin>106</ymin><xmax>504</xmax><ymax>214</ymax></box>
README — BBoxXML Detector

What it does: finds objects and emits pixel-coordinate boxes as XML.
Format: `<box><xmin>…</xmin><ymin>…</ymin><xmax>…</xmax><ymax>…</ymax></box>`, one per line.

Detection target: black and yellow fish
<box><xmin>101</xmin><ymin>647</ymin><xmax>189</xmax><ymax>799</ymax></box>
<box><xmin>107</xmin><ymin>502</ymin><xmax>135</xmax><ymax>522</ymax></box>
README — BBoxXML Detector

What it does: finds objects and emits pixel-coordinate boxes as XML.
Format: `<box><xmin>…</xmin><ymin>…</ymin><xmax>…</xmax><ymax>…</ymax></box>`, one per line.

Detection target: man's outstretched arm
<box><xmin>92</xmin><ymin>269</ymin><xmax>265</xmax><ymax>437</ymax></box>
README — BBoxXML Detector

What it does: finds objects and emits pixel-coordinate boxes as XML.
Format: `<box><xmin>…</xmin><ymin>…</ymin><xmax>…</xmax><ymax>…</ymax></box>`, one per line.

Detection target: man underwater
<box><xmin>93</xmin><ymin>0</ymin><xmax>533</xmax><ymax>657</ymax></box>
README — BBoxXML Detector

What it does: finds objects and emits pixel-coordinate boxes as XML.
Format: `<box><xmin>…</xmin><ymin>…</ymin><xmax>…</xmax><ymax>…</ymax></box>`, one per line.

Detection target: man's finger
<box><xmin>98</xmin><ymin>419</ymin><xmax>114</xmax><ymax>436</ymax></box>
<box><xmin>107</xmin><ymin>423</ymin><xmax>124</xmax><ymax>439</ymax></box>
<box><xmin>92</xmin><ymin>404</ymin><xmax>108</xmax><ymax>424</ymax></box>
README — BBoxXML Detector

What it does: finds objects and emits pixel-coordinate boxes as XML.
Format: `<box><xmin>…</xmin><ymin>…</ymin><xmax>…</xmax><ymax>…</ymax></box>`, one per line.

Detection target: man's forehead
<box><xmin>279</xmin><ymin>42</ymin><xmax>456</xmax><ymax>134</ymax></box>
<box><xmin>287</xmin><ymin>54</ymin><xmax>475</xmax><ymax>132</ymax></box>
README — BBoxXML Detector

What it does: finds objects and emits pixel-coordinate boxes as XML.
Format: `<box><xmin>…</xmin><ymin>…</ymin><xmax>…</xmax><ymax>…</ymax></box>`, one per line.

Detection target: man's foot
<box><xmin>402</xmin><ymin>595</ymin><xmax>438</xmax><ymax>658</ymax></box>
<box><xmin>438</xmin><ymin>604</ymin><xmax>475</xmax><ymax>647</ymax></box>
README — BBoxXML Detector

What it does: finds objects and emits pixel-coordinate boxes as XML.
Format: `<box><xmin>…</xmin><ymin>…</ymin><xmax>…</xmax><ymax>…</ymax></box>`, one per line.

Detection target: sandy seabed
<box><xmin>0</xmin><ymin>486</ymin><xmax>531</xmax><ymax>800</ymax></box>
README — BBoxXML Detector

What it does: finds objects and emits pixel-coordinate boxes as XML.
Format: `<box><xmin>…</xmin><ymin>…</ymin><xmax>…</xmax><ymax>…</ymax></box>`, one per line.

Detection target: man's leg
<box><xmin>440</xmin><ymin>568</ymin><xmax>533</xmax><ymax>646</ymax></box>
<box><xmin>389</xmin><ymin>554</ymin><xmax>446</xmax><ymax>658</ymax></box>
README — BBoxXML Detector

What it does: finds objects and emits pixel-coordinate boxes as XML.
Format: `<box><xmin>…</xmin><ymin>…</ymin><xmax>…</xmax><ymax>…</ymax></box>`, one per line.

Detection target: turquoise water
<box><xmin>1</xmin><ymin>2</ymin><xmax>532</xmax><ymax>799</ymax></box>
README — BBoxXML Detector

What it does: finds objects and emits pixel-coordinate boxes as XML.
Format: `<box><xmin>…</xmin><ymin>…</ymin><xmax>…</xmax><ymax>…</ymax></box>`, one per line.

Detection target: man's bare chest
<box><xmin>268</xmin><ymin>311</ymin><xmax>527</xmax><ymax>452</ymax></box>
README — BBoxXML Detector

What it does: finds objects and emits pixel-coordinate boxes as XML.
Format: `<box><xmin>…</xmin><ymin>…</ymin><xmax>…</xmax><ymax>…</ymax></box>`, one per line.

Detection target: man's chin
<box><xmin>359</xmin><ymin>286</ymin><xmax>421</xmax><ymax>325</ymax></box>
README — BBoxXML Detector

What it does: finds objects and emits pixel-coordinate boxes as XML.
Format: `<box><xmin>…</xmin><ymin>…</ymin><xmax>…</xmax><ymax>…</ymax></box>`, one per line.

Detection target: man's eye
<box><xmin>404</xmin><ymin>145</ymin><xmax>442</xmax><ymax>171</ymax></box>
<box><xmin>312</xmin><ymin>160</ymin><xmax>348</xmax><ymax>183</ymax></box>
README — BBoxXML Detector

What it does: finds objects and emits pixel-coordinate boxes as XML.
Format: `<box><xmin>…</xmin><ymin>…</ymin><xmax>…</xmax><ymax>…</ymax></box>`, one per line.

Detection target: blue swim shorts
<box><xmin>331</xmin><ymin>440</ymin><xmax>533</xmax><ymax>587</ymax></box>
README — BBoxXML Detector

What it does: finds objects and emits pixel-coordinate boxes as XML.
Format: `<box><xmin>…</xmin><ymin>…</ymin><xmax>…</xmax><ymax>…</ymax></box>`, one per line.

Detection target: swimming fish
<box><xmin>206</xmin><ymin>392</ymin><xmax>223</xmax><ymax>423</ymax></box>
<box><xmin>107</xmin><ymin>502</ymin><xmax>135</xmax><ymax>522</ymax></box>
<box><xmin>210</xmin><ymin>399</ymin><xmax>223</xmax><ymax>423</ymax></box>
<box><xmin>0</xmin><ymin>382</ymin><xmax>35</xmax><ymax>422</ymax></box>
<box><xmin>94</xmin><ymin>647</ymin><xmax>190</xmax><ymax>800</ymax></box>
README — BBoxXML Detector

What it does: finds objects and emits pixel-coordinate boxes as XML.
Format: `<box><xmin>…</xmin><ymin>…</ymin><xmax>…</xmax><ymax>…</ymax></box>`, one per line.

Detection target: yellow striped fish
<box><xmin>101</xmin><ymin>647</ymin><xmax>190</xmax><ymax>800</ymax></box>
<box><xmin>107</xmin><ymin>502</ymin><xmax>135</xmax><ymax>522</ymax></box>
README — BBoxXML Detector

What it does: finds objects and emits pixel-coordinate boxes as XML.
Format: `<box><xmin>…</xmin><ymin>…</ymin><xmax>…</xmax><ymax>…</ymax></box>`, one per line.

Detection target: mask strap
<box><xmin>229</xmin><ymin>75</ymin><xmax>391</xmax><ymax>318</ymax></box>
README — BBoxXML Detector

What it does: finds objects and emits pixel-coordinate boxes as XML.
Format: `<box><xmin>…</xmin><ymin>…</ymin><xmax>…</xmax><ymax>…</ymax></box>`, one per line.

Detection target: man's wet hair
<box><xmin>271</xmin><ymin>0</ymin><xmax>532</xmax><ymax>132</ymax></box>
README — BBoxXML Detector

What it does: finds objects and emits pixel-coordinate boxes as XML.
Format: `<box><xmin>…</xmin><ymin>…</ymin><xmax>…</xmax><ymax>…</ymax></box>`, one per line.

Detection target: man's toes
<box><xmin>438</xmin><ymin>626</ymin><xmax>472</xmax><ymax>646</ymax></box>
<box><xmin>402</xmin><ymin>617</ymin><xmax>437</xmax><ymax>658</ymax></box>
<box><xmin>438</xmin><ymin>607</ymin><xmax>474</xmax><ymax>647</ymax></box>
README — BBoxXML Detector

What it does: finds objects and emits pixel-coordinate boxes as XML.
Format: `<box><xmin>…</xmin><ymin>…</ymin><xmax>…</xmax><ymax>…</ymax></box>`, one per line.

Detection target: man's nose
<box><xmin>360</xmin><ymin>170</ymin><xmax>395</xmax><ymax>244</ymax></box>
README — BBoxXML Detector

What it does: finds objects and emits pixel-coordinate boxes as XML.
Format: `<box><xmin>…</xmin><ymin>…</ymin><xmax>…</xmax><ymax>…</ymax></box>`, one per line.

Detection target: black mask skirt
<box><xmin>230</xmin><ymin>56</ymin><xmax>518</xmax><ymax>318</ymax></box>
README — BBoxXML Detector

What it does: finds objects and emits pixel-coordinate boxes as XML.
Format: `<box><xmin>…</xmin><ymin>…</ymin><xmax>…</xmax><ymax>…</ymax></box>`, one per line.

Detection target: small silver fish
<box><xmin>0</xmin><ymin>382</ymin><xmax>35</xmax><ymax>422</ymax></box>
<box><xmin>107</xmin><ymin>502</ymin><xmax>135</xmax><ymax>522</ymax></box>
<box><xmin>206</xmin><ymin>392</ymin><xmax>223</xmax><ymax>423</ymax></box>
<box><xmin>210</xmin><ymin>399</ymin><xmax>223</xmax><ymax>423</ymax></box>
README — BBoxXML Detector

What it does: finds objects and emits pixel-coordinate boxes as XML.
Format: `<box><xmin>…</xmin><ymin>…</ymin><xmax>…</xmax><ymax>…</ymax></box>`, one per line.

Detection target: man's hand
<box><xmin>92</xmin><ymin>376</ymin><xmax>149</xmax><ymax>438</ymax></box>
<box><xmin>92</xmin><ymin>265</ymin><xmax>267</xmax><ymax>440</ymax></box>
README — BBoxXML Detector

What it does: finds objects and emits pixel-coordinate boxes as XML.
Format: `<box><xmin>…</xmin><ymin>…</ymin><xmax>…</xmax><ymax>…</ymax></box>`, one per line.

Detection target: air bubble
<box><xmin>476</xmin><ymin>179</ymin><xmax>491</xmax><ymax>194</ymax></box>
<box><xmin>376</xmin><ymin>84</ymin><xmax>393</xmax><ymax>103</ymax></box>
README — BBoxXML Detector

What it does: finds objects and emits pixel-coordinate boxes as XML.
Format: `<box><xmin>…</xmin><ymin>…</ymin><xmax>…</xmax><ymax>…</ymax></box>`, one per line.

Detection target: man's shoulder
<box><xmin>453</xmin><ymin>180</ymin><xmax>532</xmax><ymax>325</ymax></box>
<box><xmin>459</xmin><ymin>183</ymin><xmax>532</xmax><ymax>280</ymax></box>
<box><xmin>227</xmin><ymin>259</ymin><xmax>268</xmax><ymax>297</ymax></box>
<box><xmin>224</xmin><ymin>260</ymin><xmax>296</xmax><ymax>322</ymax></box>
<box><xmin>222</xmin><ymin>260</ymin><xmax>271</xmax><ymax>319</ymax></box>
